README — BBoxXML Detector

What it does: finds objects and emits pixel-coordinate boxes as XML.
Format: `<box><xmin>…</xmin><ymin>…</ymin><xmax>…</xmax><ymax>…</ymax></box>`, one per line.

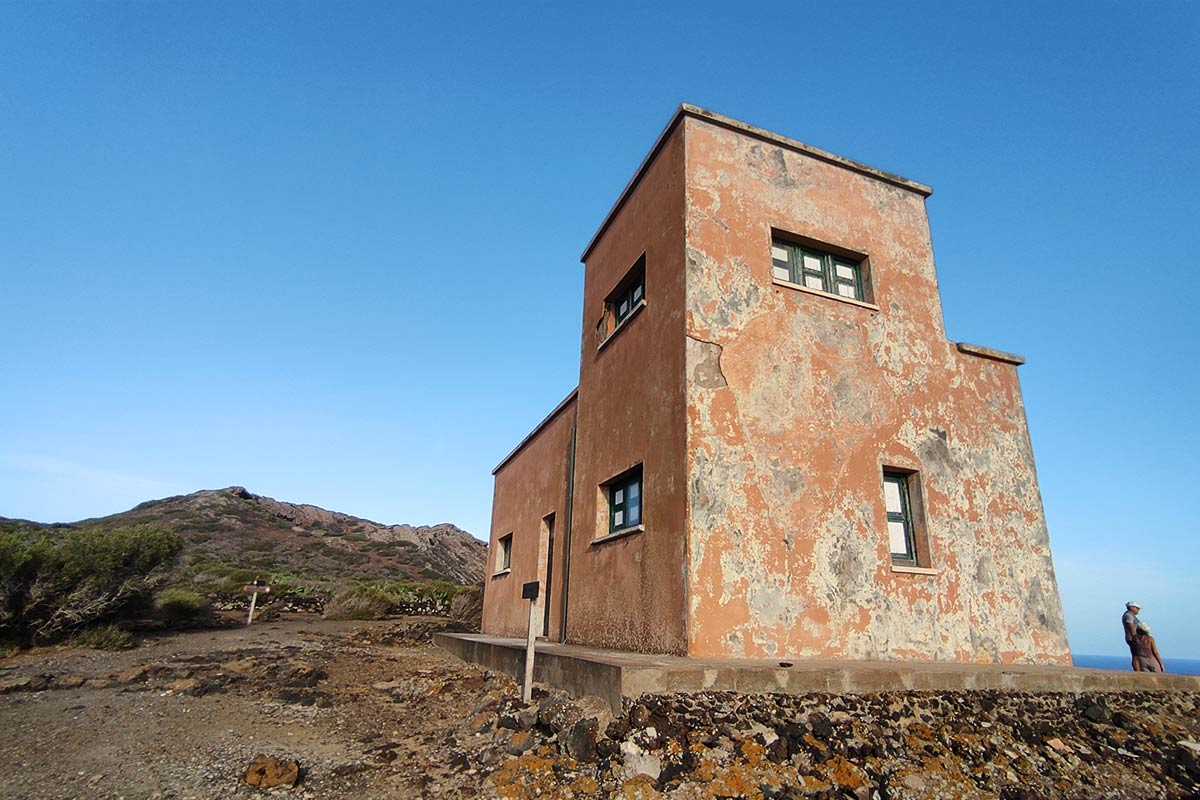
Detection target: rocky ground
<box><xmin>3</xmin><ymin>617</ymin><xmax>1200</xmax><ymax>799</ymax></box>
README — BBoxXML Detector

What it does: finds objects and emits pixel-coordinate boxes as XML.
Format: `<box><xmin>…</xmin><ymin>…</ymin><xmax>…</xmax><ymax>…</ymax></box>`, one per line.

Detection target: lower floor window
<box><xmin>498</xmin><ymin>533</ymin><xmax>513</xmax><ymax>571</ymax></box>
<box><xmin>883</xmin><ymin>471</ymin><xmax>917</xmax><ymax>565</ymax></box>
<box><xmin>607</xmin><ymin>466</ymin><xmax>643</xmax><ymax>533</ymax></box>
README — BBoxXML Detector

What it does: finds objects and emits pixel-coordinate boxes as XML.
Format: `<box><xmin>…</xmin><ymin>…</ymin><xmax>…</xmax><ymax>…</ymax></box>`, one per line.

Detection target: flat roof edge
<box><xmin>491</xmin><ymin>388</ymin><xmax>579</xmax><ymax>475</ymax></box>
<box><xmin>956</xmin><ymin>342</ymin><xmax>1026</xmax><ymax>366</ymax></box>
<box><xmin>580</xmin><ymin>104</ymin><xmax>933</xmax><ymax>263</ymax></box>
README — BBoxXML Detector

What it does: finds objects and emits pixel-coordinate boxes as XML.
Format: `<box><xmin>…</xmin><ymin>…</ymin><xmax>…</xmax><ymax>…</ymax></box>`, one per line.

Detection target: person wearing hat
<box><xmin>1122</xmin><ymin>601</ymin><xmax>1143</xmax><ymax>670</ymax></box>
<box><xmin>1131</xmin><ymin>622</ymin><xmax>1166</xmax><ymax>673</ymax></box>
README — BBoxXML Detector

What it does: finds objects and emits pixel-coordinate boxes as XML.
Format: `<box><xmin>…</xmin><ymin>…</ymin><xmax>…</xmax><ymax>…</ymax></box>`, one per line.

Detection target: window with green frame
<box><xmin>772</xmin><ymin>239</ymin><xmax>865</xmax><ymax>301</ymax></box>
<box><xmin>606</xmin><ymin>466</ymin><xmax>643</xmax><ymax>533</ymax></box>
<box><xmin>883</xmin><ymin>472</ymin><xmax>917</xmax><ymax>565</ymax></box>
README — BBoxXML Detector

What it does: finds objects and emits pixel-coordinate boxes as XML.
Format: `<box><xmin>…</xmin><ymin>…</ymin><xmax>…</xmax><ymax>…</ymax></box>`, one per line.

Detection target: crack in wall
<box><xmin>687</xmin><ymin>335</ymin><xmax>727</xmax><ymax>389</ymax></box>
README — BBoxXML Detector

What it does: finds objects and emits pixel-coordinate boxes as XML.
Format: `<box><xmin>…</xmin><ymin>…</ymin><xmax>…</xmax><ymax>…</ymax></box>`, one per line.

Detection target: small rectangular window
<box><xmin>497</xmin><ymin>533</ymin><xmax>513</xmax><ymax>572</ymax></box>
<box><xmin>606</xmin><ymin>465</ymin><xmax>644</xmax><ymax>534</ymax></box>
<box><xmin>601</xmin><ymin>255</ymin><xmax>647</xmax><ymax>342</ymax></box>
<box><xmin>883</xmin><ymin>471</ymin><xmax>923</xmax><ymax>566</ymax></box>
<box><xmin>612</xmin><ymin>273</ymin><xmax>645</xmax><ymax>326</ymax></box>
<box><xmin>772</xmin><ymin>238</ymin><xmax>867</xmax><ymax>302</ymax></box>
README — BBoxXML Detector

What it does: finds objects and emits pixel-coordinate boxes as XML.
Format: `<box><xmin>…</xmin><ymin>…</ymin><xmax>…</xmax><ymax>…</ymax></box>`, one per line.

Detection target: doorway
<box><xmin>541</xmin><ymin>512</ymin><xmax>555</xmax><ymax>638</ymax></box>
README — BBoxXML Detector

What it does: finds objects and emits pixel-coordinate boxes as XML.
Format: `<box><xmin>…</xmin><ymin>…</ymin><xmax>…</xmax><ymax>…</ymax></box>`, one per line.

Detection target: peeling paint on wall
<box><xmin>682</xmin><ymin>115</ymin><xmax>1070</xmax><ymax>665</ymax></box>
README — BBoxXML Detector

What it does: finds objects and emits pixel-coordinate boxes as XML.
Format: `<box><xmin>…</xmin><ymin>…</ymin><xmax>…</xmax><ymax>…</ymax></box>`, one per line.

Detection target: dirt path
<box><xmin>0</xmin><ymin>616</ymin><xmax>505</xmax><ymax>800</ymax></box>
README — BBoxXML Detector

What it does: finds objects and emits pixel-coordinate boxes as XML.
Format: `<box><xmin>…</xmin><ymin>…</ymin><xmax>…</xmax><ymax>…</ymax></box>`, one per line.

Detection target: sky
<box><xmin>1</xmin><ymin>1</ymin><xmax>1197</xmax><ymax>658</ymax></box>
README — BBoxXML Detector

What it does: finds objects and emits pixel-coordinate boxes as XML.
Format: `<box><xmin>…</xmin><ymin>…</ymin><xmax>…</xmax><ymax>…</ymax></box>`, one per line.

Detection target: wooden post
<box><xmin>243</xmin><ymin>579</ymin><xmax>270</xmax><ymax>626</ymax></box>
<box><xmin>521</xmin><ymin>581</ymin><xmax>540</xmax><ymax>703</ymax></box>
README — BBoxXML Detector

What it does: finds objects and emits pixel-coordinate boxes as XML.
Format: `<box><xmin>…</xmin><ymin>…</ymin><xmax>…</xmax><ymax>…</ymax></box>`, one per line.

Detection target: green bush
<box><xmin>326</xmin><ymin>547</ymin><xmax>368</xmax><ymax>564</ymax></box>
<box><xmin>242</xmin><ymin>538</ymin><xmax>274</xmax><ymax>552</ymax></box>
<box><xmin>0</xmin><ymin>524</ymin><xmax>180</xmax><ymax>644</ymax></box>
<box><xmin>72</xmin><ymin>624</ymin><xmax>134</xmax><ymax>650</ymax></box>
<box><xmin>187</xmin><ymin>562</ymin><xmax>258</xmax><ymax>594</ymax></box>
<box><xmin>154</xmin><ymin>587</ymin><xmax>212</xmax><ymax>625</ymax></box>
<box><xmin>323</xmin><ymin>584</ymin><xmax>394</xmax><ymax>620</ymax></box>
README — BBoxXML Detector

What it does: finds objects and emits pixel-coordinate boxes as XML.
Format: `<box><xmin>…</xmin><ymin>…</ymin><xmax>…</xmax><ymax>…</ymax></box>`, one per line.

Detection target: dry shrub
<box><xmin>447</xmin><ymin>586</ymin><xmax>483</xmax><ymax>631</ymax></box>
<box><xmin>323</xmin><ymin>584</ymin><xmax>393</xmax><ymax>620</ymax></box>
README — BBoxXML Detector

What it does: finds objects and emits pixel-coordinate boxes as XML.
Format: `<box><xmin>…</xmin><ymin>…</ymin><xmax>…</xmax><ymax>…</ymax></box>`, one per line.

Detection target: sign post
<box><xmin>242</xmin><ymin>579</ymin><xmax>271</xmax><ymax>625</ymax></box>
<box><xmin>521</xmin><ymin>581</ymin><xmax>540</xmax><ymax>703</ymax></box>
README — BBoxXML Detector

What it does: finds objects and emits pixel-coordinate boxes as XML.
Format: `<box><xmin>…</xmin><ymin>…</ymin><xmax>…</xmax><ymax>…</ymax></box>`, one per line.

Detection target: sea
<box><xmin>1072</xmin><ymin>653</ymin><xmax>1200</xmax><ymax>676</ymax></box>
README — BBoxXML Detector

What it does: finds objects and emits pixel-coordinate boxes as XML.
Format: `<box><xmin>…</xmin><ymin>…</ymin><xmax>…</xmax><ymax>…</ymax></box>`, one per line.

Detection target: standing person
<box><xmin>1132</xmin><ymin>623</ymin><xmax>1166</xmax><ymax>673</ymax></box>
<box><xmin>1122</xmin><ymin>602</ymin><xmax>1142</xmax><ymax>670</ymax></box>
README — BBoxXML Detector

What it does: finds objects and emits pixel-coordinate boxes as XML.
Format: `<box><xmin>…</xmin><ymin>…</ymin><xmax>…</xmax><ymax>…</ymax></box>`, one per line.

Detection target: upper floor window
<box><xmin>598</xmin><ymin>255</ymin><xmax>646</xmax><ymax>344</ymax></box>
<box><xmin>613</xmin><ymin>271</ymin><xmax>644</xmax><ymax>326</ymax></box>
<box><xmin>772</xmin><ymin>239</ymin><xmax>865</xmax><ymax>301</ymax></box>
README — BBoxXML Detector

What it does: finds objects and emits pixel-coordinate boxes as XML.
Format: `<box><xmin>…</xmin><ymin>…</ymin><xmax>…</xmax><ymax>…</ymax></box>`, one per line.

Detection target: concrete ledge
<box><xmin>956</xmin><ymin>342</ymin><xmax>1026</xmax><ymax>365</ymax></box>
<box><xmin>436</xmin><ymin>633</ymin><xmax>1200</xmax><ymax>711</ymax></box>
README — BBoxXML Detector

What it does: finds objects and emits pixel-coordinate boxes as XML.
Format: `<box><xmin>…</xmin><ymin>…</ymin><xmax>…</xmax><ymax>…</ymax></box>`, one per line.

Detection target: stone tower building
<box><xmin>481</xmin><ymin>105</ymin><xmax>1071</xmax><ymax>666</ymax></box>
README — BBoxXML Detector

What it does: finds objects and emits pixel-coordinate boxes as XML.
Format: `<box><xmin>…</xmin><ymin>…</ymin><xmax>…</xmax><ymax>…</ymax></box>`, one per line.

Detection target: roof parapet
<box><xmin>580</xmin><ymin>104</ymin><xmax>933</xmax><ymax>263</ymax></box>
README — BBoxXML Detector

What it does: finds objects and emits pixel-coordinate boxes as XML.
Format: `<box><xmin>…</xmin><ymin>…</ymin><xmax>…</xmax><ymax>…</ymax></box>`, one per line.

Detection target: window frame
<box><xmin>883</xmin><ymin>471</ymin><xmax>917</xmax><ymax>566</ymax></box>
<box><xmin>599</xmin><ymin>254</ymin><xmax>647</xmax><ymax>346</ymax></box>
<box><xmin>613</xmin><ymin>272</ymin><xmax>645</xmax><ymax>327</ymax></box>
<box><xmin>496</xmin><ymin>533</ymin><xmax>513</xmax><ymax>574</ymax></box>
<box><xmin>771</xmin><ymin>235</ymin><xmax>870</xmax><ymax>303</ymax></box>
<box><xmin>605</xmin><ymin>464</ymin><xmax>644</xmax><ymax>535</ymax></box>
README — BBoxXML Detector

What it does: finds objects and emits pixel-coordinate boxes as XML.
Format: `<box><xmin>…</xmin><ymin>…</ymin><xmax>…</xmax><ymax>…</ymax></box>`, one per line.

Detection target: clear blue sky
<box><xmin>1</xmin><ymin>1</ymin><xmax>1196</xmax><ymax>658</ymax></box>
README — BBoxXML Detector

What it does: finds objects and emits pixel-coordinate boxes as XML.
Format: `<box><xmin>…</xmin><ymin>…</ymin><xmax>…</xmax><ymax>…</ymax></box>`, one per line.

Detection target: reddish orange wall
<box><xmin>681</xmin><ymin>116</ymin><xmax>1071</xmax><ymax>664</ymax></box>
<box><xmin>563</xmin><ymin>123</ymin><xmax>690</xmax><ymax>655</ymax></box>
<box><xmin>481</xmin><ymin>397</ymin><xmax>576</xmax><ymax>640</ymax></box>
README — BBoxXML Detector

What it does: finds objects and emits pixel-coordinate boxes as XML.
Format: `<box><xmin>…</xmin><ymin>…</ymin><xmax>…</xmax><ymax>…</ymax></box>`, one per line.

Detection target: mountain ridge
<box><xmin>0</xmin><ymin>486</ymin><xmax>488</xmax><ymax>586</ymax></box>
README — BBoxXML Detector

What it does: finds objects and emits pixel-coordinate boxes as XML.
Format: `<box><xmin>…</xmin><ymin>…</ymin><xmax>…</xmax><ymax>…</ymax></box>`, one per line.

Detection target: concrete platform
<box><xmin>435</xmin><ymin>632</ymin><xmax>1200</xmax><ymax>712</ymax></box>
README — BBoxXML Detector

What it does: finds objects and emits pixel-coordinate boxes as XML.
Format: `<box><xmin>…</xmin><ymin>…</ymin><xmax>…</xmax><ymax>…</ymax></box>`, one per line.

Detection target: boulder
<box><xmin>619</xmin><ymin>740</ymin><xmax>661</xmax><ymax>782</ymax></box>
<box><xmin>242</xmin><ymin>755</ymin><xmax>300</xmax><ymax>789</ymax></box>
<box><xmin>562</xmin><ymin>718</ymin><xmax>599</xmax><ymax>763</ymax></box>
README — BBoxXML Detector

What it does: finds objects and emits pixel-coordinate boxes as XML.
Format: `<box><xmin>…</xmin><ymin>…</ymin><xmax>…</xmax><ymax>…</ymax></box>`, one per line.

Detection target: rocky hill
<box><xmin>0</xmin><ymin>487</ymin><xmax>487</xmax><ymax>585</ymax></box>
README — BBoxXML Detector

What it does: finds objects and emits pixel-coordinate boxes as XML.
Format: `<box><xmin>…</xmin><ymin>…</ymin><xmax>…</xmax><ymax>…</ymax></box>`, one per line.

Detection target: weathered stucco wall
<box><xmin>682</xmin><ymin>115</ymin><xmax>1071</xmax><ymax>665</ymax></box>
<box><xmin>565</xmin><ymin>122</ymin><xmax>690</xmax><ymax>655</ymax></box>
<box><xmin>481</xmin><ymin>396</ymin><xmax>576</xmax><ymax>641</ymax></box>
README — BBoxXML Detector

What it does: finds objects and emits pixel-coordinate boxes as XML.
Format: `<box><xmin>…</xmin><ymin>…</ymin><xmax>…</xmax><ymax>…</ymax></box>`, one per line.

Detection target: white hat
<box><xmin>1126</xmin><ymin>601</ymin><xmax>1140</xmax><ymax>609</ymax></box>
<box><xmin>1136</xmin><ymin>622</ymin><xmax>1151</xmax><ymax>634</ymax></box>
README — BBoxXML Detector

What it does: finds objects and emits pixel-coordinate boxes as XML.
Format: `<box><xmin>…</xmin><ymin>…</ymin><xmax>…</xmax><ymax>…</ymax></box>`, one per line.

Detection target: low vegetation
<box><xmin>71</xmin><ymin>623</ymin><xmax>135</xmax><ymax>650</ymax></box>
<box><xmin>0</xmin><ymin>524</ymin><xmax>180</xmax><ymax>644</ymax></box>
<box><xmin>447</xmin><ymin>585</ymin><xmax>483</xmax><ymax>631</ymax></box>
<box><xmin>153</xmin><ymin>587</ymin><xmax>212</xmax><ymax>626</ymax></box>
<box><xmin>323</xmin><ymin>584</ymin><xmax>395</xmax><ymax>620</ymax></box>
<box><xmin>0</xmin><ymin>487</ymin><xmax>488</xmax><ymax>650</ymax></box>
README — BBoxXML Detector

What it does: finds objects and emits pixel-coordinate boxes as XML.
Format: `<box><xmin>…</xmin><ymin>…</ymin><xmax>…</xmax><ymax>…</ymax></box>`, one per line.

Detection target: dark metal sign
<box><xmin>521</xmin><ymin>581</ymin><xmax>540</xmax><ymax>600</ymax></box>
